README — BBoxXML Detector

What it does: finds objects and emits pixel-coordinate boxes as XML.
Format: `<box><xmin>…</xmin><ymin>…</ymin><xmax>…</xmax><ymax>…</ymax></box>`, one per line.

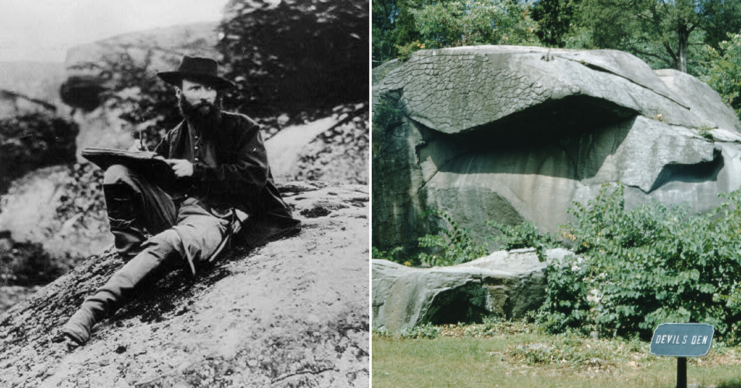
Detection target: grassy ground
<box><xmin>372</xmin><ymin>320</ymin><xmax>741</xmax><ymax>388</ymax></box>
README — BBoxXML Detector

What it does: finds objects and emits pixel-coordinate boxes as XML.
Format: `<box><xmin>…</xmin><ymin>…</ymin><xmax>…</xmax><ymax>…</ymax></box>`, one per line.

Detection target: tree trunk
<box><xmin>677</xmin><ymin>23</ymin><xmax>689</xmax><ymax>73</ymax></box>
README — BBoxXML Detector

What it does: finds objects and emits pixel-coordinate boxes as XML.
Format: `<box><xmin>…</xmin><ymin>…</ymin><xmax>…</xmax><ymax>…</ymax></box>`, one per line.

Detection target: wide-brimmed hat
<box><xmin>157</xmin><ymin>56</ymin><xmax>235</xmax><ymax>90</ymax></box>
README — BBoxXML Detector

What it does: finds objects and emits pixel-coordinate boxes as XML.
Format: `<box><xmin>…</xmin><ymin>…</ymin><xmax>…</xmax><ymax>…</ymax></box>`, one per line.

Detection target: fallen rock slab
<box><xmin>372</xmin><ymin>248</ymin><xmax>574</xmax><ymax>333</ymax></box>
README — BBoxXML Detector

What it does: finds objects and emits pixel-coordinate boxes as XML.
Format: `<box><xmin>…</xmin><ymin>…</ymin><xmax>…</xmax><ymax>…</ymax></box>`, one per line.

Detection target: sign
<box><xmin>650</xmin><ymin>323</ymin><xmax>714</xmax><ymax>357</ymax></box>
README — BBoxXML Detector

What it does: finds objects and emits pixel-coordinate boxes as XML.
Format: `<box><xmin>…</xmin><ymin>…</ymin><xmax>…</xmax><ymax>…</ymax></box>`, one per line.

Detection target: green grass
<box><xmin>372</xmin><ymin>322</ymin><xmax>741</xmax><ymax>388</ymax></box>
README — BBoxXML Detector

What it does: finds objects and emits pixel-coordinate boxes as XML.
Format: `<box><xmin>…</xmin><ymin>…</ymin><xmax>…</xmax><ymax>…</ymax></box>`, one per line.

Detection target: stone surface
<box><xmin>0</xmin><ymin>182</ymin><xmax>369</xmax><ymax>388</ymax></box>
<box><xmin>654</xmin><ymin>68</ymin><xmax>741</xmax><ymax>133</ymax></box>
<box><xmin>0</xmin><ymin>166</ymin><xmax>111</xmax><ymax>261</ymax></box>
<box><xmin>372</xmin><ymin>46</ymin><xmax>741</xmax><ymax>251</ymax></box>
<box><xmin>372</xmin><ymin>248</ymin><xmax>574</xmax><ymax>333</ymax></box>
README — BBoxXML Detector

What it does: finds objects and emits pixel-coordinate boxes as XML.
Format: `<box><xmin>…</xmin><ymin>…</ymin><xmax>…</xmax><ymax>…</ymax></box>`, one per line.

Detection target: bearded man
<box><xmin>60</xmin><ymin>55</ymin><xmax>299</xmax><ymax>345</ymax></box>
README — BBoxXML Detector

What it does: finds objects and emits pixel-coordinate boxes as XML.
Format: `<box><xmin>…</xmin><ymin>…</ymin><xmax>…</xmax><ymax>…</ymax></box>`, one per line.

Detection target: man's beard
<box><xmin>178</xmin><ymin>94</ymin><xmax>222</xmax><ymax>136</ymax></box>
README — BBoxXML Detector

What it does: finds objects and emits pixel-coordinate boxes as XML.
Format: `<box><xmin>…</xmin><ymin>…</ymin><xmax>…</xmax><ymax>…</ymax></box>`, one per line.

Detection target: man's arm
<box><xmin>153</xmin><ymin>133</ymin><xmax>170</xmax><ymax>158</ymax></box>
<box><xmin>192</xmin><ymin>119</ymin><xmax>269</xmax><ymax>199</ymax></box>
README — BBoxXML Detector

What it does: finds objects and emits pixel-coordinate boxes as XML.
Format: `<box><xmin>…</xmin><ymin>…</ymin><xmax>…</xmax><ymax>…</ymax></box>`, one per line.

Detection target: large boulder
<box><xmin>372</xmin><ymin>248</ymin><xmax>574</xmax><ymax>333</ymax></box>
<box><xmin>372</xmin><ymin>46</ymin><xmax>741</xmax><ymax>252</ymax></box>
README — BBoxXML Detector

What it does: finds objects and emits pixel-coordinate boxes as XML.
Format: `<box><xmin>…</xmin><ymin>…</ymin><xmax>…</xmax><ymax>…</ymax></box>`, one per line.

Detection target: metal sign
<box><xmin>650</xmin><ymin>323</ymin><xmax>714</xmax><ymax>357</ymax></box>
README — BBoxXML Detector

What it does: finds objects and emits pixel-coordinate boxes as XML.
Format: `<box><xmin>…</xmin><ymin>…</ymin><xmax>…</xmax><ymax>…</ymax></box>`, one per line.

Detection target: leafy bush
<box><xmin>395</xmin><ymin>40</ymin><xmax>425</xmax><ymax>61</ymax></box>
<box><xmin>411</xmin><ymin>0</ymin><xmax>539</xmax><ymax>49</ymax></box>
<box><xmin>373</xmin><ymin>323</ymin><xmax>441</xmax><ymax>339</ymax></box>
<box><xmin>372</xmin><ymin>246</ymin><xmax>405</xmax><ymax>264</ymax></box>
<box><xmin>701</xmin><ymin>33</ymin><xmax>741</xmax><ymax>121</ymax></box>
<box><xmin>488</xmin><ymin>220</ymin><xmax>561</xmax><ymax>261</ymax></box>
<box><xmin>417</xmin><ymin>209</ymin><xmax>489</xmax><ymax>267</ymax></box>
<box><xmin>539</xmin><ymin>183</ymin><xmax>741</xmax><ymax>344</ymax></box>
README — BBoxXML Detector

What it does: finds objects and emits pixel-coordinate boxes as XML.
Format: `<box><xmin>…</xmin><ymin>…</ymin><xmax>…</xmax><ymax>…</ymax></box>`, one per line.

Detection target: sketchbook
<box><xmin>81</xmin><ymin>147</ymin><xmax>176</xmax><ymax>190</ymax></box>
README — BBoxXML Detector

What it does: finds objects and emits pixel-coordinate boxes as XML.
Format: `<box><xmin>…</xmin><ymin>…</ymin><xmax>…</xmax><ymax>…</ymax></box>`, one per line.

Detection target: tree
<box><xmin>372</xmin><ymin>0</ymin><xmax>420</xmax><ymax>62</ymax></box>
<box><xmin>218</xmin><ymin>0</ymin><xmax>368</xmax><ymax>118</ymax></box>
<box><xmin>412</xmin><ymin>0</ymin><xmax>505</xmax><ymax>48</ymax></box>
<box><xmin>411</xmin><ymin>0</ymin><xmax>539</xmax><ymax>49</ymax></box>
<box><xmin>579</xmin><ymin>0</ymin><xmax>741</xmax><ymax>73</ymax></box>
<box><xmin>532</xmin><ymin>0</ymin><xmax>580</xmax><ymax>47</ymax></box>
<box><xmin>702</xmin><ymin>33</ymin><xmax>741</xmax><ymax>120</ymax></box>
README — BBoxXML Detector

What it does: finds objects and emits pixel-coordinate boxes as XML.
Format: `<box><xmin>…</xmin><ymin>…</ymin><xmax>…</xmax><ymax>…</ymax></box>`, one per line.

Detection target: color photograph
<box><xmin>371</xmin><ymin>0</ymin><xmax>741</xmax><ymax>386</ymax></box>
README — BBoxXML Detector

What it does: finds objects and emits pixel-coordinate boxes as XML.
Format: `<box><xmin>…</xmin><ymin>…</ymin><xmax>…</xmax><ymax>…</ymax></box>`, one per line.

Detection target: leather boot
<box><xmin>61</xmin><ymin>237</ymin><xmax>174</xmax><ymax>345</ymax></box>
<box><xmin>105</xmin><ymin>183</ymin><xmax>149</xmax><ymax>259</ymax></box>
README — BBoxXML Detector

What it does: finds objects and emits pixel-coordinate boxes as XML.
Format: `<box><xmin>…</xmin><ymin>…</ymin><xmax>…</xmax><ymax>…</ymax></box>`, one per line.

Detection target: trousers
<box><xmin>62</xmin><ymin>165</ymin><xmax>229</xmax><ymax>344</ymax></box>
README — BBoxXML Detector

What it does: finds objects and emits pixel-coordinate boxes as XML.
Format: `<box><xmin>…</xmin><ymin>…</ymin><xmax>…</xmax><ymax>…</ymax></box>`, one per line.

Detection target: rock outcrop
<box><xmin>0</xmin><ymin>166</ymin><xmax>110</xmax><ymax>263</ymax></box>
<box><xmin>0</xmin><ymin>182</ymin><xmax>369</xmax><ymax>387</ymax></box>
<box><xmin>372</xmin><ymin>248</ymin><xmax>574</xmax><ymax>333</ymax></box>
<box><xmin>61</xmin><ymin>22</ymin><xmax>220</xmax><ymax>158</ymax></box>
<box><xmin>372</xmin><ymin>46</ymin><xmax>741</xmax><ymax>252</ymax></box>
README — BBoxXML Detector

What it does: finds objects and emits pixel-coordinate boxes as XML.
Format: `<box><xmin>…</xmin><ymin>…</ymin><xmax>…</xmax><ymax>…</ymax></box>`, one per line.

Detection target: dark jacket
<box><xmin>154</xmin><ymin>111</ymin><xmax>294</xmax><ymax>231</ymax></box>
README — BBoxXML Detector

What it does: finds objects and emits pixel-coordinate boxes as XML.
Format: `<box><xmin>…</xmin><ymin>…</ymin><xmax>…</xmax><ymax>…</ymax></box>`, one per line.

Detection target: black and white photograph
<box><xmin>0</xmin><ymin>0</ymin><xmax>369</xmax><ymax>386</ymax></box>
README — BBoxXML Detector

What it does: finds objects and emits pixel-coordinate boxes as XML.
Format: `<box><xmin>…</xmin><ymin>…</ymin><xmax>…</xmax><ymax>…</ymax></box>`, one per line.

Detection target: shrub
<box><xmin>539</xmin><ymin>183</ymin><xmax>741</xmax><ymax>344</ymax></box>
<box><xmin>417</xmin><ymin>209</ymin><xmax>489</xmax><ymax>267</ymax></box>
<box><xmin>372</xmin><ymin>246</ymin><xmax>405</xmax><ymax>265</ymax></box>
<box><xmin>488</xmin><ymin>220</ymin><xmax>561</xmax><ymax>261</ymax></box>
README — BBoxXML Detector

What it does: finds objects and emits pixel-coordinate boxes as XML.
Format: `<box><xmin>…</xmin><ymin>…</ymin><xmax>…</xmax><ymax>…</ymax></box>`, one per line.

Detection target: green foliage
<box><xmin>488</xmin><ymin>220</ymin><xmax>560</xmax><ymax>261</ymax></box>
<box><xmin>701</xmin><ymin>33</ymin><xmax>741</xmax><ymax>121</ymax></box>
<box><xmin>372</xmin><ymin>93</ymin><xmax>405</xmax><ymax>131</ymax></box>
<box><xmin>698</xmin><ymin>124</ymin><xmax>715</xmax><ymax>141</ymax></box>
<box><xmin>411</xmin><ymin>0</ymin><xmax>505</xmax><ymax>48</ymax></box>
<box><xmin>532</xmin><ymin>0</ymin><xmax>579</xmax><ymax>47</ymax></box>
<box><xmin>417</xmin><ymin>209</ymin><xmax>489</xmax><ymax>267</ymax></box>
<box><xmin>395</xmin><ymin>40</ymin><xmax>425</xmax><ymax>61</ymax></box>
<box><xmin>373</xmin><ymin>323</ymin><xmax>441</xmax><ymax>339</ymax></box>
<box><xmin>536</xmin><ymin>254</ymin><xmax>593</xmax><ymax>334</ymax></box>
<box><xmin>579</xmin><ymin>0</ymin><xmax>741</xmax><ymax>72</ymax></box>
<box><xmin>538</xmin><ymin>183</ymin><xmax>741</xmax><ymax>344</ymax></box>
<box><xmin>372</xmin><ymin>0</ymin><xmax>420</xmax><ymax>62</ymax></box>
<box><xmin>412</xmin><ymin>0</ymin><xmax>539</xmax><ymax>49</ymax></box>
<box><xmin>373</xmin><ymin>0</ymin><xmax>540</xmax><ymax>62</ymax></box>
<box><xmin>718</xmin><ymin>378</ymin><xmax>741</xmax><ymax>388</ymax></box>
<box><xmin>372</xmin><ymin>246</ymin><xmax>405</xmax><ymax>264</ymax></box>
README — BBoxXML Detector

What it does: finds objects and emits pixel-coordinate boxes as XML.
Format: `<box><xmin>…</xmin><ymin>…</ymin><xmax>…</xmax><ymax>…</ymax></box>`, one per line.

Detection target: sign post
<box><xmin>650</xmin><ymin>323</ymin><xmax>714</xmax><ymax>388</ymax></box>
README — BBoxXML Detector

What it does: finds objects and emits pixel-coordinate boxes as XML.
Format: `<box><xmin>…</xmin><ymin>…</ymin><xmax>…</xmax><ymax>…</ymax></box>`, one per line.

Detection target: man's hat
<box><xmin>157</xmin><ymin>56</ymin><xmax>235</xmax><ymax>90</ymax></box>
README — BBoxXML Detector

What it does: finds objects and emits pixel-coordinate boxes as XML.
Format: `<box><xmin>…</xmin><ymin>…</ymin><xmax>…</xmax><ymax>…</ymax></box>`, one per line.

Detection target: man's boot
<box><xmin>61</xmin><ymin>235</ymin><xmax>175</xmax><ymax>345</ymax></box>
<box><xmin>105</xmin><ymin>183</ymin><xmax>149</xmax><ymax>260</ymax></box>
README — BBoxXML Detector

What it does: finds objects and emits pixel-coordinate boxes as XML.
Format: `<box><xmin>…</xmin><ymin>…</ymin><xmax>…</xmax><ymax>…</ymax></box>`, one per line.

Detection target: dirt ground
<box><xmin>0</xmin><ymin>182</ymin><xmax>369</xmax><ymax>387</ymax></box>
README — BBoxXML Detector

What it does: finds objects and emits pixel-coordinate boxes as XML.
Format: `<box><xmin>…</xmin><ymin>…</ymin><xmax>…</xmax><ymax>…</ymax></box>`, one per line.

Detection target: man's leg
<box><xmin>170</xmin><ymin>199</ymin><xmax>230</xmax><ymax>273</ymax></box>
<box><xmin>63</xmin><ymin>165</ymin><xmax>179</xmax><ymax>344</ymax></box>
<box><xmin>103</xmin><ymin>164</ymin><xmax>177</xmax><ymax>259</ymax></box>
<box><xmin>62</xmin><ymin>228</ymin><xmax>182</xmax><ymax>344</ymax></box>
<box><xmin>62</xmin><ymin>200</ymin><xmax>228</xmax><ymax>345</ymax></box>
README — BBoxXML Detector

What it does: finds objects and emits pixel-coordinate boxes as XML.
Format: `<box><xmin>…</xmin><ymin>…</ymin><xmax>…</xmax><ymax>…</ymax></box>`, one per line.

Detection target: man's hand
<box><xmin>166</xmin><ymin>159</ymin><xmax>194</xmax><ymax>178</ymax></box>
<box><xmin>128</xmin><ymin>140</ymin><xmax>145</xmax><ymax>152</ymax></box>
